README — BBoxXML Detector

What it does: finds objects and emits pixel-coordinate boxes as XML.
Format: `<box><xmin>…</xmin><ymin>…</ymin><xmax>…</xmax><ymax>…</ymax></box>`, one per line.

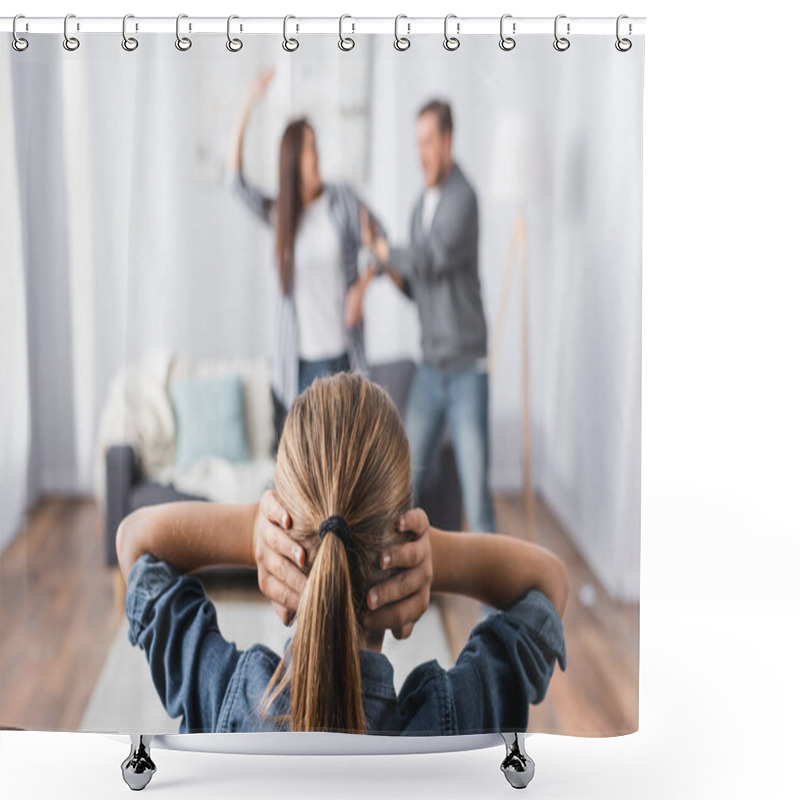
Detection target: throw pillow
<box><xmin>170</xmin><ymin>374</ymin><xmax>250</xmax><ymax>472</ymax></box>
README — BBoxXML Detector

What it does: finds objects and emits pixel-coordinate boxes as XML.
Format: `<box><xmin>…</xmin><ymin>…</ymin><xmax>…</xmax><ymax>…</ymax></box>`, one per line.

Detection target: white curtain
<box><xmin>0</xmin><ymin>47</ymin><xmax>31</xmax><ymax>553</ymax></box>
<box><xmin>2</xmin><ymin>33</ymin><xmax>641</xmax><ymax>600</ymax></box>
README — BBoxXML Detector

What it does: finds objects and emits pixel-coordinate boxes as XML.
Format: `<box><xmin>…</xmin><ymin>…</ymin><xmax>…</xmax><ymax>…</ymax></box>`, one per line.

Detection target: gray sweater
<box><xmin>389</xmin><ymin>163</ymin><xmax>488</xmax><ymax>371</ymax></box>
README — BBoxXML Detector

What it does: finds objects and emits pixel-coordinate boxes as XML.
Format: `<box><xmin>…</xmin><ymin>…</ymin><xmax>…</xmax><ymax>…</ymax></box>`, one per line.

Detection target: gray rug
<box><xmin>79</xmin><ymin>598</ymin><xmax>454</xmax><ymax>734</ymax></box>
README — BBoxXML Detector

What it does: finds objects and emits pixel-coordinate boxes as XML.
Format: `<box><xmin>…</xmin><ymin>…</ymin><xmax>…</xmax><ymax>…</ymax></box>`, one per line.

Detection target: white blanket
<box><xmin>93</xmin><ymin>351</ymin><xmax>176</xmax><ymax>506</ymax></box>
<box><xmin>94</xmin><ymin>352</ymin><xmax>276</xmax><ymax>507</ymax></box>
<box><xmin>154</xmin><ymin>456</ymin><xmax>275</xmax><ymax>505</ymax></box>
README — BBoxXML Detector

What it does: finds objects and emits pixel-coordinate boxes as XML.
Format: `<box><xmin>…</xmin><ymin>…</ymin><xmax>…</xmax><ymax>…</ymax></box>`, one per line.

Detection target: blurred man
<box><xmin>369</xmin><ymin>100</ymin><xmax>496</xmax><ymax>533</ymax></box>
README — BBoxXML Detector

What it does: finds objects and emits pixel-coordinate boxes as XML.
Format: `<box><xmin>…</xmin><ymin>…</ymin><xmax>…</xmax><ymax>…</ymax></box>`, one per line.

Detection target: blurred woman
<box><xmin>228</xmin><ymin>68</ymin><xmax>383</xmax><ymax>443</ymax></box>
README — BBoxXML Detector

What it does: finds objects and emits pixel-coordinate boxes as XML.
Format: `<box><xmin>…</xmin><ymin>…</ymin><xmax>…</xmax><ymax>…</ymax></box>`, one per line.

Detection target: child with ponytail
<box><xmin>117</xmin><ymin>373</ymin><xmax>567</xmax><ymax>735</ymax></box>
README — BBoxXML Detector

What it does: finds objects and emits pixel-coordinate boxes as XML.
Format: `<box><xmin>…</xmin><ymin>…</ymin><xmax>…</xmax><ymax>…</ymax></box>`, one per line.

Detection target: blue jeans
<box><xmin>298</xmin><ymin>353</ymin><xmax>350</xmax><ymax>394</ymax></box>
<box><xmin>405</xmin><ymin>363</ymin><xmax>496</xmax><ymax>533</ymax></box>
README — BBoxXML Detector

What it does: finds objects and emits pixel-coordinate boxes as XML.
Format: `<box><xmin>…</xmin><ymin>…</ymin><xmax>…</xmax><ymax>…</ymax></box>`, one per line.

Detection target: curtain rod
<box><xmin>1</xmin><ymin>16</ymin><xmax>646</xmax><ymax>37</ymax></box>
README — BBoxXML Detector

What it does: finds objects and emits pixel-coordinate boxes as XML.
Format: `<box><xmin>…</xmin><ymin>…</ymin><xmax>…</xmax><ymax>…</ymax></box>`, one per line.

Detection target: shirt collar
<box><xmin>359</xmin><ymin>648</ymin><xmax>397</xmax><ymax>700</ymax></box>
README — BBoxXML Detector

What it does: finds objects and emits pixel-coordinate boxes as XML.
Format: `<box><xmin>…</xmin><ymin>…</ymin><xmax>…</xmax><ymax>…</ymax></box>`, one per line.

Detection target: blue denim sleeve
<box><xmin>125</xmin><ymin>553</ymin><xmax>241</xmax><ymax>733</ymax></box>
<box><xmin>446</xmin><ymin>588</ymin><xmax>567</xmax><ymax>734</ymax></box>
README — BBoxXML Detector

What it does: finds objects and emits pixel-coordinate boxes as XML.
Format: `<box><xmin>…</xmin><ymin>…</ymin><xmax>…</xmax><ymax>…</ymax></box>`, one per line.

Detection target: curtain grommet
<box><xmin>615</xmin><ymin>15</ymin><xmax>632</xmax><ymax>51</ymax></box>
<box><xmin>63</xmin><ymin>13</ymin><xmax>80</xmax><ymax>51</ymax></box>
<box><xmin>338</xmin><ymin>14</ymin><xmax>355</xmax><ymax>51</ymax></box>
<box><xmin>175</xmin><ymin>14</ymin><xmax>192</xmax><ymax>51</ymax></box>
<box><xmin>12</xmin><ymin>15</ymin><xmax>29</xmax><ymax>51</ymax></box>
<box><xmin>394</xmin><ymin>14</ymin><xmax>410</xmax><ymax>51</ymax></box>
<box><xmin>443</xmin><ymin>14</ymin><xmax>460</xmax><ymax>51</ymax></box>
<box><xmin>499</xmin><ymin>14</ymin><xmax>516</xmax><ymax>51</ymax></box>
<box><xmin>553</xmin><ymin>14</ymin><xmax>571</xmax><ymax>52</ymax></box>
<box><xmin>226</xmin><ymin>15</ymin><xmax>243</xmax><ymax>52</ymax></box>
<box><xmin>283</xmin><ymin>15</ymin><xmax>299</xmax><ymax>52</ymax></box>
<box><xmin>121</xmin><ymin>14</ymin><xmax>139</xmax><ymax>52</ymax></box>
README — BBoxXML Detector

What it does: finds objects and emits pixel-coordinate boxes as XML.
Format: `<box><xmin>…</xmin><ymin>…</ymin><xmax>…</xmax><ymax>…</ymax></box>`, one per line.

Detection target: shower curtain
<box><xmin>0</xmin><ymin>19</ymin><xmax>644</xmax><ymax>741</ymax></box>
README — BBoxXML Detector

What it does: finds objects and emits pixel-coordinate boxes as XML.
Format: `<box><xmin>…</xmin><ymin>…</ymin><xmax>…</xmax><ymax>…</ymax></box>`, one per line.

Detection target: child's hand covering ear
<box><xmin>253</xmin><ymin>489</ymin><xmax>308</xmax><ymax>626</ymax></box>
<box><xmin>363</xmin><ymin>508</ymin><xmax>433</xmax><ymax>640</ymax></box>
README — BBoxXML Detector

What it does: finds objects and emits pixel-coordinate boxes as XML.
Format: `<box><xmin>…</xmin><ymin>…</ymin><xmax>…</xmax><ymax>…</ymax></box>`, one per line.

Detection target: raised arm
<box><xmin>116</xmin><ymin>501</ymin><xmax>259</xmax><ymax>583</ymax></box>
<box><xmin>228</xmin><ymin>68</ymin><xmax>277</xmax><ymax>223</ymax></box>
<box><xmin>428</xmin><ymin>527</ymin><xmax>569</xmax><ymax>617</ymax></box>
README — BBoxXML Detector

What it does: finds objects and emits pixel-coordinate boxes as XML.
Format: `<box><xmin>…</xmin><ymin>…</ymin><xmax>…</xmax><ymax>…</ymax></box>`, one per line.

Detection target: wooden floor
<box><xmin>0</xmin><ymin>498</ymin><xmax>123</xmax><ymax>731</ymax></box>
<box><xmin>0</xmin><ymin>494</ymin><xmax>638</xmax><ymax>735</ymax></box>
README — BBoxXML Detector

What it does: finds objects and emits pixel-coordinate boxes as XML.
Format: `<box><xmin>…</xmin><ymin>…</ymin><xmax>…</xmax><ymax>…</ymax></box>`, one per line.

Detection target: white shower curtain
<box><xmin>2</xmin><ymin>32</ymin><xmax>642</xmax><ymax>600</ymax></box>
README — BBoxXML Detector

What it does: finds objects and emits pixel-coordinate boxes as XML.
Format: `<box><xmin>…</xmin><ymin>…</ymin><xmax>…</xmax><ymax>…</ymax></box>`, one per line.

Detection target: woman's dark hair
<box><xmin>258</xmin><ymin>373</ymin><xmax>414</xmax><ymax>733</ymax></box>
<box><xmin>275</xmin><ymin>118</ymin><xmax>310</xmax><ymax>296</ymax></box>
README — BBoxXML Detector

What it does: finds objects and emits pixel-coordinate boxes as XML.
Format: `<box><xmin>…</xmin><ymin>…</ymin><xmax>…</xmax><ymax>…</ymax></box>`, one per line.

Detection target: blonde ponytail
<box><xmin>258</xmin><ymin>373</ymin><xmax>413</xmax><ymax>732</ymax></box>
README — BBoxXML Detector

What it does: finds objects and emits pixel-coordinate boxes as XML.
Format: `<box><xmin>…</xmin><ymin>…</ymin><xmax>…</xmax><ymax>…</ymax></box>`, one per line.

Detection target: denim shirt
<box><xmin>125</xmin><ymin>553</ymin><xmax>566</xmax><ymax>735</ymax></box>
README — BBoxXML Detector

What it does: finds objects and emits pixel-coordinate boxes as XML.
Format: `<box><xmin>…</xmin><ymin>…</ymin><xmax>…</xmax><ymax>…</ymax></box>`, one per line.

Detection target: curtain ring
<box><xmin>338</xmin><ymin>14</ymin><xmax>355</xmax><ymax>51</ymax></box>
<box><xmin>122</xmin><ymin>14</ymin><xmax>139</xmax><ymax>51</ymax></box>
<box><xmin>499</xmin><ymin>14</ymin><xmax>516</xmax><ymax>51</ymax></box>
<box><xmin>175</xmin><ymin>14</ymin><xmax>192</xmax><ymax>51</ymax></box>
<box><xmin>226</xmin><ymin>15</ymin><xmax>243</xmax><ymax>52</ymax></box>
<box><xmin>63</xmin><ymin>13</ymin><xmax>80</xmax><ymax>51</ymax></box>
<box><xmin>615</xmin><ymin>15</ymin><xmax>632</xmax><ymax>51</ymax></box>
<box><xmin>12</xmin><ymin>15</ymin><xmax>29</xmax><ymax>52</ymax></box>
<box><xmin>283</xmin><ymin>15</ymin><xmax>299</xmax><ymax>52</ymax></box>
<box><xmin>443</xmin><ymin>14</ymin><xmax>460</xmax><ymax>51</ymax></box>
<box><xmin>553</xmin><ymin>14</ymin><xmax>570</xmax><ymax>51</ymax></box>
<box><xmin>394</xmin><ymin>14</ymin><xmax>410</xmax><ymax>51</ymax></box>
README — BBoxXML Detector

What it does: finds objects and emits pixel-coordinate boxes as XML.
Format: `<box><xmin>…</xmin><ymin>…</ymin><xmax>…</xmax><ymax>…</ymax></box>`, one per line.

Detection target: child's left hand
<box><xmin>253</xmin><ymin>490</ymin><xmax>308</xmax><ymax>626</ymax></box>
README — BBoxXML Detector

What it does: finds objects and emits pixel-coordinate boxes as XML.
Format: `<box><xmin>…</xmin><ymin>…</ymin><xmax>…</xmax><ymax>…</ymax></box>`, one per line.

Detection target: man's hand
<box><xmin>360</xmin><ymin>204</ymin><xmax>377</xmax><ymax>249</ymax></box>
<box><xmin>373</xmin><ymin>235</ymin><xmax>390</xmax><ymax>267</ymax></box>
<box><xmin>364</xmin><ymin>509</ymin><xmax>433</xmax><ymax>640</ymax></box>
<box><xmin>361</xmin><ymin>204</ymin><xmax>390</xmax><ymax>266</ymax></box>
<box><xmin>252</xmin><ymin>490</ymin><xmax>307</xmax><ymax>625</ymax></box>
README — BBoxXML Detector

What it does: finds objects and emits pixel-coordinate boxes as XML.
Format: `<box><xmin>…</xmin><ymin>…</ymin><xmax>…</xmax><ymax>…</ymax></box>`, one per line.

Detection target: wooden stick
<box><xmin>488</xmin><ymin>215</ymin><xmax>519</xmax><ymax>376</ymax></box>
<box><xmin>488</xmin><ymin>211</ymin><xmax>536</xmax><ymax>540</ymax></box>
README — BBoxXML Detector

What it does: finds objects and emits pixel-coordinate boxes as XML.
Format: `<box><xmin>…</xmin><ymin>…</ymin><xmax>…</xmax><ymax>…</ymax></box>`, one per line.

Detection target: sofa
<box><xmin>102</xmin><ymin>357</ymin><xmax>462</xmax><ymax>567</ymax></box>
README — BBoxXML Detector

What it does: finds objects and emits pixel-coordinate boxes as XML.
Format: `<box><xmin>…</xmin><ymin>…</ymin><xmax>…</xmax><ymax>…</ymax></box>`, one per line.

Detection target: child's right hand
<box><xmin>363</xmin><ymin>508</ymin><xmax>433</xmax><ymax>641</ymax></box>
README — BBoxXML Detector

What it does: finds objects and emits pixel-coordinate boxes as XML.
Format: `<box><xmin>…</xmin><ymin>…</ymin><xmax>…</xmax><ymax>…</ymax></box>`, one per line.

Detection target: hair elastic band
<box><xmin>318</xmin><ymin>515</ymin><xmax>353</xmax><ymax>548</ymax></box>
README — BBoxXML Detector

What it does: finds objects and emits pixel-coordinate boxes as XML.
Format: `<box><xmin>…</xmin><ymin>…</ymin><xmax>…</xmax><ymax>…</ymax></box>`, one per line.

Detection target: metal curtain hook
<box><xmin>283</xmin><ymin>15</ymin><xmax>299</xmax><ymax>52</ymax></box>
<box><xmin>63</xmin><ymin>13</ymin><xmax>80</xmax><ymax>51</ymax></box>
<box><xmin>553</xmin><ymin>14</ymin><xmax>570</xmax><ymax>51</ymax></box>
<box><xmin>394</xmin><ymin>14</ymin><xmax>410</xmax><ymax>51</ymax></box>
<box><xmin>499</xmin><ymin>14</ymin><xmax>516</xmax><ymax>51</ymax></box>
<box><xmin>443</xmin><ymin>14</ymin><xmax>460</xmax><ymax>51</ymax></box>
<box><xmin>176</xmin><ymin>14</ymin><xmax>192</xmax><ymax>50</ymax></box>
<box><xmin>12</xmin><ymin>14</ymin><xmax>29</xmax><ymax>52</ymax></box>
<box><xmin>122</xmin><ymin>14</ymin><xmax>138</xmax><ymax>51</ymax></box>
<box><xmin>226</xmin><ymin>14</ymin><xmax>243</xmax><ymax>52</ymax></box>
<box><xmin>615</xmin><ymin>14</ymin><xmax>632</xmax><ymax>51</ymax></box>
<box><xmin>339</xmin><ymin>14</ymin><xmax>355</xmax><ymax>51</ymax></box>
